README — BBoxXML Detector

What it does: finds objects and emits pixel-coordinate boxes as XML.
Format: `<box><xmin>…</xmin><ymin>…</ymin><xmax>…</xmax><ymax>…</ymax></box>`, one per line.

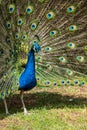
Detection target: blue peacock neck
<box><xmin>19</xmin><ymin>48</ymin><xmax>37</xmax><ymax>91</ymax></box>
<box><xmin>25</xmin><ymin>48</ymin><xmax>35</xmax><ymax>75</ymax></box>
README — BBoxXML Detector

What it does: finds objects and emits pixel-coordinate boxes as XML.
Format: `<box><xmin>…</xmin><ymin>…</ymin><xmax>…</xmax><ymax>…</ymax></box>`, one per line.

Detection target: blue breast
<box><xmin>19</xmin><ymin>49</ymin><xmax>37</xmax><ymax>91</ymax></box>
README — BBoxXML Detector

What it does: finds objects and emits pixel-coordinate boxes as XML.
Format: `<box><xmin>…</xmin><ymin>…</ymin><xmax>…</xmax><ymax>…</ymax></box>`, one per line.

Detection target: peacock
<box><xmin>0</xmin><ymin>0</ymin><xmax>87</xmax><ymax>115</ymax></box>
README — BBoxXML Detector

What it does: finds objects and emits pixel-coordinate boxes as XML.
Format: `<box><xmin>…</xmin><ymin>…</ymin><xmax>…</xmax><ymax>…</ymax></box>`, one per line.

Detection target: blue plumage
<box><xmin>19</xmin><ymin>42</ymin><xmax>41</xmax><ymax>91</ymax></box>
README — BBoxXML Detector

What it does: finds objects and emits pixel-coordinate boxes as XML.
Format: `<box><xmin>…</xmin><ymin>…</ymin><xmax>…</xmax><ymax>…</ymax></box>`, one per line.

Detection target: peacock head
<box><xmin>32</xmin><ymin>35</ymin><xmax>41</xmax><ymax>53</ymax></box>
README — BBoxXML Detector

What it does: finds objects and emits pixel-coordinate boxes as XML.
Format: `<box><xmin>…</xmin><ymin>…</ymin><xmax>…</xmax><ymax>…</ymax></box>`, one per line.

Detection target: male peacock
<box><xmin>0</xmin><ymin>0</ymin><xmax>87</xmax><ymax>115</ymax></box>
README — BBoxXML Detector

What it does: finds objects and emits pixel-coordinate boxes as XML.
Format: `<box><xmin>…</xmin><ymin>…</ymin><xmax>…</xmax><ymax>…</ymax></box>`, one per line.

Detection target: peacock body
<box><xmin>0</xmin><ymin>0</ymin><xmax>87</xmax><ymax>114</ymax></box>
<box><xmin>19</xmin><ymin>43</ymin><xmax>41</xmax><ymax>91</ymax></box>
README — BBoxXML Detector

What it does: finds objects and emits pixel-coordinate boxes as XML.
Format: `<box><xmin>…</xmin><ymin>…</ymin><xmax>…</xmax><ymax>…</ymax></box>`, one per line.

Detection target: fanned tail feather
<box><xmin>0</xmin><ymin>0</ymin><xmax>87</xmax><ymax>99</ymax></box>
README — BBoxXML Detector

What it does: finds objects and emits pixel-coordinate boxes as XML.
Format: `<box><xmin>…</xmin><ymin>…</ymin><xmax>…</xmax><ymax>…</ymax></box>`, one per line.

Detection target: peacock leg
<box><xmin>20</xmin><ymin>90</ymin><xmax>28</xmax><ymax>115</ymax></box>
<box><xmin>3</xmin><ymin>98</ymin><xmax>9</xmax><ymax>115</ymax></box>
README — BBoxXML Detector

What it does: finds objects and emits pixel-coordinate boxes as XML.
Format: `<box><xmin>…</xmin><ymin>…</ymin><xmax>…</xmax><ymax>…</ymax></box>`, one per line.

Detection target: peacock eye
<box><xmin>50</xmin><ymin>30</ymin><xmax>58</xmax><ymax>37</ymax></box>
<box><xmin>61</xmin><ymin>80</ymin><xmax>65</xmax><ymax>84</ymax></box>
<box><xmin>46</xmin><ymin>11</ymin><xmax>55</xmax><ymax>20</ymax></box>
<box><xmin>80</xmin><ymin>81</ymin><xmax>85</xmax><ymax>85</ymax></box>
<box><xmin>66</xmin><ymin>80</ymin><xmax>70</xmax><ymax>84</ymax></box>
<box><xmin>44</xmin><ymin>81</ymin><xmax>51</xmax><ymax>86</ymax></box>
<box><xmin>15</xmin><ymin>33</ymin><xmax>20</xmax><ymax>40</ymax></box>
<box><xmin>53</xmin><ymin>82</ymin><xmax>57</xmax><ymax>86</ymax></box>
<box><xmin>59</xmin><ymin>57</ymin><xmax>63</xmax><ymax>60</ymax></box>
<box><xmin>17</xmin><ymin>18</ymin><xmax>23</xmax><ymax>26</ymax></box>
<box><xmin>69</xmin><ymin>25</ymin><xmax>77</xmax><ymax>31</ymax></box>
<box><xmin>77</xmin><ymin>56</ymin><xmax>84</xmax><ymax>62</ymax></box>
<box><xmin>22</xmin><ymin>35</ymin><xmax>27</xmax><ymax>41</ymax></box>
<box><xmin>6</xmin><ymin>37</ymin><xmax>11</xmax><ymax>44</ymax></box>
<box><xmin>74</xmin><ymin>80</ymin><xmax>79</xmax><ymax>85</ymax></box>
<box><xmin>16</xmin><ymin>82</ymin><xmax>19</xmax><ymax>86</ymax></box>
<box><xmin>67</xmin><ymin>69</ymin><xmax>73</xmax><ymax>76</ymax></box>
<box><xmin>8</xmin><ymin>4</ymin><xmax>15</xmax><ymax>13</ymax></box>
<box><xmin>37</xmin><ymin>77</ymin><xmax>41</xmax><ymax>82</ymax></box>
<box><xmin>44</xmin><ymin>81</ymin><xmax>47</xmax><ymax>86</ymax></box>
<box><xmin>36</xmin><ymin>56</ymin><xmax>42</xmax><ymax>62</ymax></box>
<box><xmin>45</xmin><ymin>47</ymin><xmax>52</xmax><ymax>52</ymax></box>
<box><xmin>67</xmin><ymin>42</ymin><xmax>75</xmax><ymax>49</ymax></box>
<box><xmin>38</xmin><ymin>56</ymin><xmax>41</xmax><ymax>60</ymax></box>
<box><xmin>31</xmin><ymin>23</ymin><xmax>37</xmax><ymax>30</ymax></box>
<box><xmin>48</xmin><ymin>82</ymin><xmax>50</xmax><ymax>84</ymax></box>
<box><xmin>46</xmin><ymin>64</ymin><xmax>52</xmax><ymax>70</ymax></box>
<box><xmin>67</xmin><ymin>5</ymin><xmax>76</xmax><ymax>13</ymax></box>
<box><xmin>46</xmin><ymin>47</ymin><xmax>49</xmax><ymax>51</ymax></box>
<box><xmin>37</xmin><ymin>77</ymin><xmax>40</xmax><ymax>81</ymax></box>
<box><xmin>6</xmin><ymin>22</ymin><xmax>11</xmax><ymax>29</ymax></box>
<box><xmin>59</xmin><ymin>56</ymin><xmax>66</xmax><ymax>63</ymax></box>
<box><xmin>26</xmin><ymin>5</ymin><xmax>34</xmax><ymax>14</ymax></box>
<box><xmin>3</xmin><ymin>73</ymin><xmax>6</xmax><ymax>77</ymax></box>
<box><xmin>30</xmin><ymin>20</ymin><xmax>39</xmax><ymax>30</ymax></box>
<box><xmin>1</xmin><ymin>93</ymin><xmax>5</xmax><ymax>97</ymax></box>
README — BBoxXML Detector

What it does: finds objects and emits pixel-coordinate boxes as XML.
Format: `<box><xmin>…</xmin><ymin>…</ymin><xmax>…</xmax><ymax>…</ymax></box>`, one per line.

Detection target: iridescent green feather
<box><xmin>0</xmin><ymin>0</ymin><xmax>87</xmax><ymax>100</ymax></box>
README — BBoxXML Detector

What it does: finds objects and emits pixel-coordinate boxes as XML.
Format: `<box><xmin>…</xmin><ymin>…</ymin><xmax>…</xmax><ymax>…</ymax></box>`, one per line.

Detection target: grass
<box><xmin>0</xmin><ymin>86</ymin><xmax>87</xmax><ymax>130</ymax></box>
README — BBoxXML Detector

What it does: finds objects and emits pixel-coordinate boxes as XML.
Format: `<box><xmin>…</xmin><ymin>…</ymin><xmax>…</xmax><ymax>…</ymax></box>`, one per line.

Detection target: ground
<box><xmin>0</xmin><ymin>86</ymin><xmax>87</xmax><ymax>130</ymax></box>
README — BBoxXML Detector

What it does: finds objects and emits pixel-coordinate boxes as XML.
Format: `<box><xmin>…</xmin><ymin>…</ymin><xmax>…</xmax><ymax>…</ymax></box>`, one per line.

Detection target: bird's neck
<box><xmin>25</xmin><ymin>48</ymin><xmax>35</xmax><ymax>75</ymax></box>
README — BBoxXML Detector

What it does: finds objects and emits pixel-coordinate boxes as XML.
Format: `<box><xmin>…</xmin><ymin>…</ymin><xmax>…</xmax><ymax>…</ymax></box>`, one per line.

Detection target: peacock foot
<box><xmin>6</xmin><ymin>112</ymin><xmax>10</xmax><ymax>115</ymax></box>
<box><xmin>24</xmin><ymin>108</ymin><xmax>29</xmax><ymax>115</ymax></box>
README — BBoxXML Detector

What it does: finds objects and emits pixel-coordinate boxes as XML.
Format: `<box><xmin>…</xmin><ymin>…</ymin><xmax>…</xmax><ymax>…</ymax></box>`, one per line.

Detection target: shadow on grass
<box><xmin>0</xmin><ymin>91</ymin><xmax>87</xmax><ymax>120</ymax></box>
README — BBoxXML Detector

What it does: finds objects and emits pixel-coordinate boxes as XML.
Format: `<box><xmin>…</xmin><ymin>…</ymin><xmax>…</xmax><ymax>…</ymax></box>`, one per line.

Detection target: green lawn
<box><xmin>0</xmin><ymin>86</ymin><xmax>87</xmax><ymax>130</ymax></box>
